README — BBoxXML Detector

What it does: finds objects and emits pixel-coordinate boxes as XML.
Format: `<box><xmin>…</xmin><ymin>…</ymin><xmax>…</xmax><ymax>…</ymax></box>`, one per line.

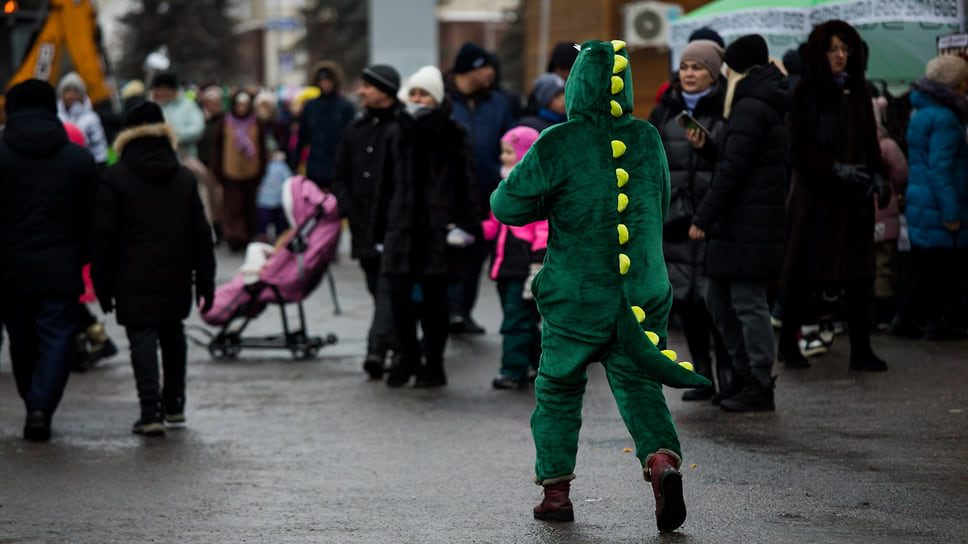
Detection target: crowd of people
<box><xmin>1</xmin><ymin>22</ymin><xmax>966</xmax><ymax>525</ymax></box>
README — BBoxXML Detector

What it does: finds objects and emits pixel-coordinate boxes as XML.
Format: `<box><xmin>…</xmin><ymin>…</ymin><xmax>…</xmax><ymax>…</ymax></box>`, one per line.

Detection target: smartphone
<box><xmin>674</xmin><ymin>110</ymin><xmax>709</xmax><ymax>136</ymax></box>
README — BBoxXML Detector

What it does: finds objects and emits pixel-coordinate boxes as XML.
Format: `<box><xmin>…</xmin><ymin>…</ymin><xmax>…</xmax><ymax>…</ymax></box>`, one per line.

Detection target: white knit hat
<box><xmin>403</xmin><ymin>65</ymin><xmax>445</xmax><ymax>105</ymax></box>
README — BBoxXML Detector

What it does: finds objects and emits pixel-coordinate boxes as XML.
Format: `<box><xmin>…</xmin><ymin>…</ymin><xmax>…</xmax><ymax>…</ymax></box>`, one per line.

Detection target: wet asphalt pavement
<box><xmin>1</xmin><ymin>239</ymin><xmax>967</xmax><ymax>543</ymax></box>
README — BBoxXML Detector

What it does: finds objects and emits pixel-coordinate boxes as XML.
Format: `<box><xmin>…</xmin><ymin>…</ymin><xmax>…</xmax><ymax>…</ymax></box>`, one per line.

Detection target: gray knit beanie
<box><xmin>680</xmin><ymin>39</ymin><xmax>725</xmax><ymax>80</ymax></box>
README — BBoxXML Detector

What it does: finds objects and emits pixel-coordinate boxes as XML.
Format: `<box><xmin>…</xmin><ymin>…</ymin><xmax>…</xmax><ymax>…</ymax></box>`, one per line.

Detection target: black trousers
<box><xmin>448</xmin><ymin>239</ymin><xmax>489</xmax><ymax>319</ymax></box>
<box><xmin>388</xmin><ymin>277</ymin><xmax>449</xmax><ymax>374</ymax></box>
<box><xmin>125</xmin><ymin>322</ymin><xmax>186</xmax><ymax>409</ymax></box>
<box><xmin>673</xmin><ymin>298</ymin><xmax>732</xmax><ymax>389</ymax></box>
<box><xmin>360</xmin><ymin>256</ymin><xmax>396</xmax><ymax>358</ymax></box>
<box><xmin>895</xmin><ymin>246</ymin><xmax>966</xmax><ymax>326</ymax></box>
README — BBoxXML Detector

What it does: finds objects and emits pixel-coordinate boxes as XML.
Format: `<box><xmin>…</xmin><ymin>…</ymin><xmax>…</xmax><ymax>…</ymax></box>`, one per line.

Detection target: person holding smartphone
<box><xmin>647</xmin><ymin>39</ymin><xmax>734</xmax><ymax>403</ymax></box>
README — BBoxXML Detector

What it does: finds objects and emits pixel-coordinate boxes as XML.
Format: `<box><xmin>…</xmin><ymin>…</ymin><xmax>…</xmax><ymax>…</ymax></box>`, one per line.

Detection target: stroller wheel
<box><xmin>326</xmin><ymin>333</ymin><xmax>338</xmax><ymax>345</ymax></box>
<box><xmin>209</xmin><ymin>344</ymin><xmax>227</xmax><ymax>360</ymax></box>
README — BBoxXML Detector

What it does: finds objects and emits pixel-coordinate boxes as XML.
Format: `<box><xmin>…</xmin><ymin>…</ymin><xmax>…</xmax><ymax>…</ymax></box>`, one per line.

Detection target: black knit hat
<box><xmin>123</xmin><ymin>101</ymin><xmax>165</xmax><ymax>129</ymax></box>
<box><xmin>724</xmin><ymin>34</ymin><xmax>769</xmax><ymax>74</ymax></box>
<box><xmin>689</xmin><ymin>27</ymin><xmax>726</xmax><ymax>49</ymax></box>
<box><xmin>546</xmin><ymin>41</ymin><xmax>579</xmax><ymax>72</ymax></box>
<box><xmin>360</xmin><ymin>64</ymin><xmax>401</xmax><ymax>97</ymax></box>
<box><xmin>150</xmin><ymin>71</ymin><xmax>178</xmax><ymax>90</ymax></box>
<box><xmin>5</xmin><ymin>79</ymin><xmax>57</xmax><ymax>115</ymax></box>
<box><xmin>454</xmin><ymin>42</ymin><xmax>492</xmax><ymax>74</ymax></box>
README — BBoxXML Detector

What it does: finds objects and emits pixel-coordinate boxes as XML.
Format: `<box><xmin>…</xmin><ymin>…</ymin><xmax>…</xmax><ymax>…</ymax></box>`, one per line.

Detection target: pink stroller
<box><xmin>197</xmin><ymin>175</ymin><xmax>341</xmax><ymax>359</ymax></box>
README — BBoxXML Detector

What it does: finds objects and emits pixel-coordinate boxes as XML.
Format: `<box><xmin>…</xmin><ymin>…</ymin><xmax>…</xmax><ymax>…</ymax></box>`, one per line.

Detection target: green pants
<box><xmin>497</xmin><ymin>279</ymin><xmax>540</xmax><ymax>381</ymax></box>
<box><xmin>531</xmin><ymin>323</ymin><xmax>681</xmax><ymax>484</ymax></box>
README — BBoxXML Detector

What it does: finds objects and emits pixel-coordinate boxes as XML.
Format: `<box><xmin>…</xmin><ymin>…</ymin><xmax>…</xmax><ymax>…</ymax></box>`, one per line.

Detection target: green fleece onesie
<box><xmin>490</xmin><ymin>40</ymin><xmax>711</xmax><ymax>485</ymax></box>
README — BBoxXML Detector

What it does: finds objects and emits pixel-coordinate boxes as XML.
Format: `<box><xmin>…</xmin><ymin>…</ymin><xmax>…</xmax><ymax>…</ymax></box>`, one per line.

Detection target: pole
<box><xmin>537</xmin><ymin>0</ymin><xmax>551</xmax><ymax>77</ymax></box>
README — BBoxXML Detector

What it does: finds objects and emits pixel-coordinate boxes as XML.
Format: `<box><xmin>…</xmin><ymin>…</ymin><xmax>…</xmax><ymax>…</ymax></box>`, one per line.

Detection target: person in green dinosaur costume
<box><xmin>491</xmin><ymin>39</ymin><xmax>711</xmax><ymax>532</ymax></box>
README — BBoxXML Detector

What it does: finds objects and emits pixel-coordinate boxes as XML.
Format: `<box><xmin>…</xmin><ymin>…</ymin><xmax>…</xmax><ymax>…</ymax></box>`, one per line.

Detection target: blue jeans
<box><xmin>0</xmin><ymin>295</ymin><xmax>76</xmax><ymax>414</ymax></box>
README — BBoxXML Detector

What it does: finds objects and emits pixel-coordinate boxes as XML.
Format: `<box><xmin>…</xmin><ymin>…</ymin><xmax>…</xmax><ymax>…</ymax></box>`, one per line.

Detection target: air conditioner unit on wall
<box><xmin>623</xmin><ymin>1</ymin><xmax>683</xmax><ymax>51</ymax></box>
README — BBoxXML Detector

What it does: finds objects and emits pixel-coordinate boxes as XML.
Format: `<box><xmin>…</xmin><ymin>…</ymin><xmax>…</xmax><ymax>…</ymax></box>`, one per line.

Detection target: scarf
<box><xmin>226</xmin><ymin>112</ymin><xmax>257</xmax><ymax>159</ymax></box>
<box><xmin>681</xmin><ymin>87</ymin><xmax>712</xmax><ymax>114</ymax></box>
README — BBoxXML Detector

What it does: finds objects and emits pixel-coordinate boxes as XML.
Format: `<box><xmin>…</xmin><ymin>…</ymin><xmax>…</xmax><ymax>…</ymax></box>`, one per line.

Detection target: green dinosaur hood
<box><xmin>565</xmin><ymin>40</ymin><xmax>635</xmax><ymax>126</ymax></box>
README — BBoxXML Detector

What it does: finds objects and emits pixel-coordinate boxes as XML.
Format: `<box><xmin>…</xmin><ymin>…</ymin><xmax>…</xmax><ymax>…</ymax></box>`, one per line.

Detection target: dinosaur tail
<box><xmin>617</xmin><ymin>304</ymin><xmax>713</xmax><ymax>389</ymax></box>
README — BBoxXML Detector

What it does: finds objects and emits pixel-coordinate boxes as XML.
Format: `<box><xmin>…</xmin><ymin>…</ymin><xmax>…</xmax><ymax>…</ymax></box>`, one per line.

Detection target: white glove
<box><xmin>446</xmin><ymin>227</ymin><xmax>476</xmax><ymax>248</ymax></box>
<box><xmin>522</xmin><ymin>263</ymin><xmax>542</xmax><ymax>301</ymax></box>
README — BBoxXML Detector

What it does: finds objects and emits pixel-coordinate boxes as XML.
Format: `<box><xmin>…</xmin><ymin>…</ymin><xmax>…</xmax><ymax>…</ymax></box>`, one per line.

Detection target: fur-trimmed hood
<box><xmin>799</xmin><ymin>20</ymin><xmax>869</xmax><ymax>102</ymax></box>
<box><xmin>911</xmin><ymin>77</ymin><xmax>968</xmax><ymax>123</ymax></box>
<box><xmin>307</xmin><ymin>60</ymin><xmax>345</xmax><ymax>91</ymax></box>
<box><xmin>112</xmin><ymin>123</ymin><xmax>181</xmax><ymax>183</ymax></box>
<box><xmin>113</xmin><ymin>122</ymin><xmax>178</xmax><ymax>156</ymax></box>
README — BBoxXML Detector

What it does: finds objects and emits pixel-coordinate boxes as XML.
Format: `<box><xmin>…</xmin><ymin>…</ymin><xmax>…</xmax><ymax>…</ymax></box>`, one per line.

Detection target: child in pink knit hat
<box><xmin>484</xmin><ymin>126</ymin><xmax>547</xmax><ymax>389</ymax></box>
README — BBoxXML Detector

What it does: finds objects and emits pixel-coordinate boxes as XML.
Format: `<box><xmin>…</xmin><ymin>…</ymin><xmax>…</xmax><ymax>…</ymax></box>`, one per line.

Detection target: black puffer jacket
<box><xmin>0</xmin><ymin>108</ymin><xmax>98</xmax><ymax>295</ymax></box>
<box><xmin>648</xmin><ymin>82</ymin><xmax>726</xmax><ymax>302</ymax></box>
<box><xmin>693</xmin><ymin>63</ymin><xmax>791</xmax><ymax>281</ymax></box>
<box><xmin>91</xmin><ymin>123</ymin><xmax>216</xmax><ymax>326</ymax></box>
<box><xmin>374</xmin><ymin>99</ymin><xmax>482</xmax><ymax>278</ymax></box>
<box><xmin>331</xmin><ymin>101</ymin><xmax>405</xmax><ymax>260</ymax></box>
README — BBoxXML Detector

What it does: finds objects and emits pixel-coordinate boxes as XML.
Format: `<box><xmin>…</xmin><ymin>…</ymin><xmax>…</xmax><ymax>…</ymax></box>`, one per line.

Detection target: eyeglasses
<box><xmin>828</xmin><ymin>46</ymin><xmax>851</xmax><ymax>56</ymax></box>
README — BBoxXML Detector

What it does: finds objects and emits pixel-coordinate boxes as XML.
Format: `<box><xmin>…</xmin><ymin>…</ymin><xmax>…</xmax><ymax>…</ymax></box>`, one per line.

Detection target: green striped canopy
<box><xmin>669</xmin><ymin>0</ymin><xmax>964</xmax><ymax>86</ymax></box>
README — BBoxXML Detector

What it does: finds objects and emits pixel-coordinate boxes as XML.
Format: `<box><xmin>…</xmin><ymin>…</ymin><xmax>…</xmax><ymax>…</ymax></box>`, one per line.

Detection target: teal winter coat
<box><xmin>905</xmin><ymin>78</ymin><xmax>968</xmax><ymax>248</ymax></box>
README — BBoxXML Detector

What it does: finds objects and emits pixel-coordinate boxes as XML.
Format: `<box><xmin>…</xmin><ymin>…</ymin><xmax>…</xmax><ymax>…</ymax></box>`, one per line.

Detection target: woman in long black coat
<box><xmin>374</xmin><ymin>68</ymin><xmax>482</xmax><ymax>388</ymax></box>
<box><xmin>779</xmin><ymin>19</ymin><xmax>889</xmax><ymax>371</ymax></box>
<box><xmin>648</xmin><ymin>38</ymin><xmax>733</xmax><ymax>402</ymax></box>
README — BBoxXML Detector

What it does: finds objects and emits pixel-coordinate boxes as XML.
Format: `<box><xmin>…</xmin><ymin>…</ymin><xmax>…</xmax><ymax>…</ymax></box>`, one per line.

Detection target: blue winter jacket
<box><xmin>293</xmin><ymin>93</ymin><xmax>356</xmax><ymax>188</ymax></box>
<box><xmin>905</xmin><ymin>78</ymin><xmax>968</xmax><ymax>248</ymax></box>
<box><xmin>447</xmin><ymin>85</ymin><xmax>515</xmax><ymax>218</ymax></box>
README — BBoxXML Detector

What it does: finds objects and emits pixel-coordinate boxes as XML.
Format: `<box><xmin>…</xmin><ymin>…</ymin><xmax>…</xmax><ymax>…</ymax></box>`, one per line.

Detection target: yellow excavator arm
<box><xmin>4</xmin><ymin>0</ymin><xmax>110</xmax><ymax>103</ymax></box>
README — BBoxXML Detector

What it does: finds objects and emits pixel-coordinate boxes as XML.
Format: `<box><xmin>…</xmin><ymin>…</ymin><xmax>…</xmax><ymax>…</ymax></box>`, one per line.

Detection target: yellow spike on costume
<box><xmin>631</xmin><ymin>306</ymin><xmax>645</xmax><ymax>322</ymax></box>
<box><xmin>611</xmin><ymin>140</ymin><xmax>626</xmax><ymax>158</ymax></box>
<box><xmin>613</xmin><ymin>55</ymin><xmax>628</xmax><ymax>74</ymax></box>
<box><xmin>611</xmin><ymin>76</ymin><xmax>624</xmax><ymax>94</ymax></box>
<box><xmin>619</xmin><ymin>254</ymin><xmax>630</xmax><ymax>275</ymax></box>
<box><xmin>661</xmin><ymin>349</ymin><xmax>677</xmax><ymax>361</ymax></box>
<box><xmin>616</xmin><ymin>168</ymin><xmax>629</xmax><ymax>187</ymax></box>
<box><xmin>679</xmin><ymin>361</ymin><xmax>695</xmax><ymax>372</ymax></box>
<box><xmin>617</xmin><ymin>224</ymin><xmax>629</xmax><ymax>245</ymax></box>
<box><xmin>618</xmin><ymin>193</ymin><xmax>629</xmax><ymax>212</ymax></box>
<box><xmin>611</xmin><ymin>40</ymin><xmax>627</xmax><ymax>52</ymax></box>
<box><xmin>645</xmin><ymin>331</ymin><xmax>660</xmax><ymax>345</ymax></box>
<box><xmin>610</xmin><ymin>100</ymin><xmax>623</xmax><ymax>117</ymax></box>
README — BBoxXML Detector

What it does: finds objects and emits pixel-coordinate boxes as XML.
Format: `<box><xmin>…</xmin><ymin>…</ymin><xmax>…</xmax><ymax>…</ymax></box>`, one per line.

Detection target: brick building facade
<box><xmin>520</xmin><ymin>0</ymin><xmax>710</xmax><ymax>117</ymax></box>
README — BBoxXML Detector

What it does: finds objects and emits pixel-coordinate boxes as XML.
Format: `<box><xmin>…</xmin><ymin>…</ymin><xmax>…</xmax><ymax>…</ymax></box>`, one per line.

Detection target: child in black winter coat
<box><xmin>91</xmin><ymin>102</ymin><xmax>216</xmax><ymax>435</ymax></box>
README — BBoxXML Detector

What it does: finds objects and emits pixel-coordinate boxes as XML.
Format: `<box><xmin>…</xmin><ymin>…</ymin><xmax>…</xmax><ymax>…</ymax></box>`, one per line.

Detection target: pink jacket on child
<box><xmin>482</xmin><ymin>212</ymin><xmax>548</xmax><ymax>280</ymax></box>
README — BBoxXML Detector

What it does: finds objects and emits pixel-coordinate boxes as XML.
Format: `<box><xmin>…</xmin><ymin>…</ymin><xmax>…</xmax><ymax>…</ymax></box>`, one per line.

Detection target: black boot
<box><xmin>133</xmin><ymin>402</ymin><xmax>165</xmax><ymax>435</ymax></box>
<box><xmin>711</xmin><ymin>369</ymin><xmax>747</xmax><ymax>406</ymax></box>
<box><xmin>386</xmin><ymin>356</ymin><xmax>417</xmax><ymax>388</ymax></box>
<box><xmin>777</xmin><ymin>329</ymin><xmax>810</xmax><ymax>368</ymax></box>
<box><xmin>848</xmin><ymin>347</ymin><xmax>888</xmax><ymax>372</ymax></box>
<box><xmin>23</xmin><ymin>410</ymin><xmax>51</xmax><ymax>442</ymax></box>
<box><xmin>363</xmin><ymin>353</ymin><xmax>385</xmax><ymax>380</ymax></box>
<box><xmin>720</xmin><ymin>376</ymin><xmax>775</xmax><ymax>412</ymax></box>
<box><xmin>415</xmin><ymin>364</ymin><xmax>447</xmax><ymax>388</ymax></box>
<box><xmin>682</xmin><ymin>387</ymin><xmax>714</xmax><ymax>401</ymax></box>
<box><xmin>164</xmin><ymin>395</ymin><xmax>186</xmax><ymax>425</ymax></box>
